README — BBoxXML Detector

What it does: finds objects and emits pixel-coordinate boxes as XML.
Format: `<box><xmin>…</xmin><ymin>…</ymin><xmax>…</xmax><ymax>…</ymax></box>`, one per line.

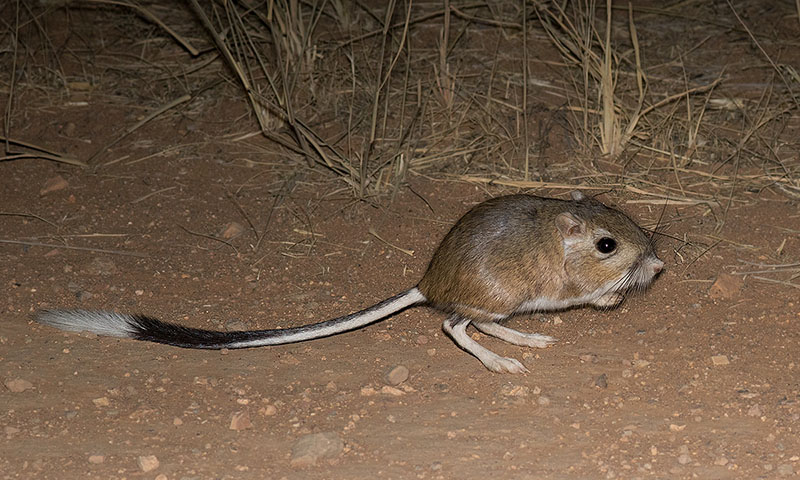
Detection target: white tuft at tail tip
<box><xmin>35</xmin><ymin>310</ymin><xmax>138</xmax><ymax>338</ymax></box>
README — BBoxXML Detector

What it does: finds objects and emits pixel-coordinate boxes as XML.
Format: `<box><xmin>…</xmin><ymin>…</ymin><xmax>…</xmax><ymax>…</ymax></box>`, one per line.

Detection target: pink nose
<box><xmin>651</xmin><ymin>260</ymin><xmax>664</xmax><ymax>275</ymax></box>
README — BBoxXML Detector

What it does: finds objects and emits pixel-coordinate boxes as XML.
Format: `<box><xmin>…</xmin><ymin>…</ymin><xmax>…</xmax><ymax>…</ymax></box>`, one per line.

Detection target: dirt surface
<box><xmin>3</xmin><ymin>2</ymin><xmax>800</xmax><ymax>480</ymax></box>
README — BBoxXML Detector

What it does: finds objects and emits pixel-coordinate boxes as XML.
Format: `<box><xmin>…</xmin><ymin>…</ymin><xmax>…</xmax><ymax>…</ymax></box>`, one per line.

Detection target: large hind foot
<box><xmin>472</xmin><ymin>322</ymin><xmax>557</xmax><ymax>348</ymax></box>
<box><xmin>442</xmin><ymin>315</ymin><xmax>529</xmax><ymax>374</ymax></box>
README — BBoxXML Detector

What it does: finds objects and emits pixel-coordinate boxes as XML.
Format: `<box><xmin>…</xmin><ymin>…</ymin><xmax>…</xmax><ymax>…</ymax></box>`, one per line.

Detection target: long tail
<box><xmin>35</xmin><ymin>288</ymin><xmax>426</xmax><ymax>349</ymax></box>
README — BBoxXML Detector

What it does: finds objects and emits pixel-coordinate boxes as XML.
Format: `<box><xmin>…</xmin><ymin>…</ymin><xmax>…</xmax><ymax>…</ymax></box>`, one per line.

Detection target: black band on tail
<box><xmin>124</xmin><ymin>288</ymin><xmax>424</xmax><ymax>349</ymax></box>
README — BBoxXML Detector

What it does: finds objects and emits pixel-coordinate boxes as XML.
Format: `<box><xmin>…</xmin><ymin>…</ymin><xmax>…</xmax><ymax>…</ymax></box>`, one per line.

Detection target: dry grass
<box><xmin>1</xmin><ymin>0</ymin><xmax>798</xmax><ymax>207</ymax></box>
<box><xmin>533</xmin><ymin>0</ymin><xmax>722</xmax><ymax>159</ymax></box>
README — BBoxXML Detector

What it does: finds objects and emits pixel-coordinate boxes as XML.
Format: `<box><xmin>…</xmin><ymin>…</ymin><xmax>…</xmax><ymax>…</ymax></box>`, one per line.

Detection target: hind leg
<box><xmin>442</xmin><ymin>314</ymin><xmax>529</xmax><ymax>374</ymax></box>
<box><xmin>473</xmin><ymin>322</ymin><xmax>556</xmax><ymax>348</ymax></box>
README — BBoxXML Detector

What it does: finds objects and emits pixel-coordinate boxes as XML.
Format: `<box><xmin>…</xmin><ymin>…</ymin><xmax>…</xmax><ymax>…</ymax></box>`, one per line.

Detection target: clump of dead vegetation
<box><xmin>2</xmin><ymin>0</ymin><xmax>799</xmax><ymax>208</ymax></box>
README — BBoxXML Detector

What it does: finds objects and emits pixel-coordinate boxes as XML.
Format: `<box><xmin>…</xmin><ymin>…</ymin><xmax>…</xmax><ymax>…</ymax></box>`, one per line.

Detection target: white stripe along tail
<box><xmin>35</xmin><ymin>288</ymin><xmax>427</xmax><ymax>349</ymax></box>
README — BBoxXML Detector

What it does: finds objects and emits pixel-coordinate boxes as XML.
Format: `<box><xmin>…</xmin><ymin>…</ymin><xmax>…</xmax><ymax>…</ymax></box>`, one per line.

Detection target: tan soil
<box><xmin>2</xmin><ymin>2</ymin><xmax>800</xmax><ymax>479</ymax></box>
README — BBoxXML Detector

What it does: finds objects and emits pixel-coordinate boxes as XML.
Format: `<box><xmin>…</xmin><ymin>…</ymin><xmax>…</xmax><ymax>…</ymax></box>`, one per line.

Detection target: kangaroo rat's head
<box><xmin>556</xmin><ymin>191</ymin><xmax>663</xmax><ymax>307</ymax></box>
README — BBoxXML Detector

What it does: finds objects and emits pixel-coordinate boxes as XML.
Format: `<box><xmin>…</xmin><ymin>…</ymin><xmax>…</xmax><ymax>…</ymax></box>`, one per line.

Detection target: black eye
<box><xmin>596</xmin><ymin>237</ymin><xmax>617</xmax><ymax>254</ymax></box>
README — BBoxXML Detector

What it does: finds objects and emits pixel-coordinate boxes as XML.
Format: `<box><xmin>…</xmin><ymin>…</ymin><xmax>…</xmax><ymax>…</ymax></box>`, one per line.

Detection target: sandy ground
<box><xmin>4</xmin><ymin>165</ymin><xmax>800</xmax><ymax>479</ymax></box>
<box><xmin>2</xmin><ymin>2</ymin><xmax>800</xmax><ymax>479</ymax></box>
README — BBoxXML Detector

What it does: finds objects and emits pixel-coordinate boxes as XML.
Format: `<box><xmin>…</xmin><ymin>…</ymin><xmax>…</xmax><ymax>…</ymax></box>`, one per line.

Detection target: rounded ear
<box><xmin>570</xmin><ymin>190</ymin><xmax>585</xmax><ymax>201</ymax></box>
<box><xmin>555</xmin><ymin>212</ymin><xmax>585</xmax><ymax>238</ymax></box>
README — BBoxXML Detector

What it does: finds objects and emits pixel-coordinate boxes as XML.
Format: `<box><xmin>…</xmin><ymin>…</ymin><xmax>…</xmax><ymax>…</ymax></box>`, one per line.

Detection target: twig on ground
<box><xmin>0</xmin><ymin>212</ymin><xmax>57</xmax><ymax>228</ymax></box>
<box><xmin>0</xmin><ymin>239</ymin><xmax>148</xmax><ymax>257</ymax></box>
<box><xmin>177</xmin><ymin>224</ymin><xmax>238</xmax><ymax>254</ymax></box>
<box><xmin>369</xmin><ymin>227</ymin><xmax>414</xmax><ymax>256</ymax></box>
<box><xmin>86</xmin><ymin>0</ymin><xmax>199</xmax><ymax>55</ymax></box>
<box><xmin>0</xmin><ymin>136</ymin><xmax>85</xmax><ymax>166</ymax></box>
<box><xmin>88</xmin><ymin>94</ymin><xmax>192</xmax><ymax>166</ymax></box>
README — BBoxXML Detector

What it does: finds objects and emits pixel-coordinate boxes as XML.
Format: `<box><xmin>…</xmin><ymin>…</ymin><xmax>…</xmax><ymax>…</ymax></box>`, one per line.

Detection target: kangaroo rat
<box><xmin>35</xmin><ymin>190</ymin><xmax>663</xmax><ymax>373</ymax></box>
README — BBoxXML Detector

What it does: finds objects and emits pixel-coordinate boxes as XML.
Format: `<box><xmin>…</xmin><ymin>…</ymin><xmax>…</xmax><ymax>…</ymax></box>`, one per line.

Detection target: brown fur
<box><xmin>417</xmin><ymin>193</ymin><xmax>658</xmax><ymax>320</ymax></box>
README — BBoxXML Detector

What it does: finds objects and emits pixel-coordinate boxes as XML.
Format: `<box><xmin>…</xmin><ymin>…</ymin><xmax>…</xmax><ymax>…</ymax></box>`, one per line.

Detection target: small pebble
<box><xmin>678</xmin><ymin>454</ymin><xmax>691</xmax><ymax>465</ymax></box>
<box><xmin>778</xmin><ymin>464</ymin><xmax>794</xmax><ymax>476</ymax></box>
<box><xmin>711</xmin><ymin>355</ymin><xmax>730</xmax><ymax>366</ymax></box>
<box><xmin>360</xmin><ymin>386</ymin><xmax>378</xmax><ymax>396</ymax></box>
<box><xmin>4</xmin><ymin>378</ymin><xmax>34</xmax><ymax>393</ymax></box>
<box><xmin>747</xmin><ymin>404</ymin><xmax>762</xmax><ymax>417</ymax></box>
<box><xmin>708</xmin><ymin>274</ymin><xmax>743</xmax><ymax>299</ymax></box>
<box><xmin>221</xmin><ymin>222</ymin><xmax>245</xmax><ymax>239</ymax></box>
<box><xmin>137</xmin><ymin>455</ymin><xmax>160</xmax><ymax>472</ymax></box>
<box><xmin>87</xmin><ymin>257</ymin><xmax>117</xmax><ymax>276</ymax></box>
<box><xmin>261</xmin><ymin>404</ymin><xmax>277</xmax><ymax>416</ymax></box>
<box><xmin>92</xmin><ymin>397</ymin><xmax>110</xmax><ymax>407</ymax></box>
<box><xmin>381</xmin><ymin>385</ymin><xmax>405</xmax><ymax>396</ymax></box>
<box><xmin>63</xmin><ymin>122</ymin><xmax>77</xmax><ymax>136</ymax></box>
<box><xmin>40</xmin><ymin>175</ymin><xmax>69</xmax><ymax>195</ymax></box>
<box><xmin>229</xmin><ymin>411</ymin><xmax>252</xmax><ymax>431</ymax></box>
<box><xmin>384</xmin><ymin>365</ymin><xmax>409</xmax><ymax>386</ymax></box>
<box><xmin>537</xmin><ymin>396</ymin><xmax>551</xmax><ymax>406</ymax></box>
<box><xmin>225</xmin><ymin>320</ymin><xmax>248</xmax><ymax>331</ymax></box>
<box><xmin>290</xmin><ymin>432</ymin><xmax>344</xmax><ymax>468</ymax></box>
<box><xmin>279</xmin><ymin>353</ymin><xmax>300</xmax><ymax>365</ymax></box>
<box><xmin>76</xmin><ymin>290</ymin><xmax>93</xmax><ymax>301</ymax></box>
<box><xmin>88</xmin><ymin>455</ymin><xmax>105</xmax><ymax>464</ymax></box>
<box><xmin>500</xmin><ymin>385</ymin><xmax>529</xmax><ymax>397</ymax></box>
<box><xmin>594</xmin><ymin>374</ymin><xmax>608</xmax><ymax>389</ymax></box>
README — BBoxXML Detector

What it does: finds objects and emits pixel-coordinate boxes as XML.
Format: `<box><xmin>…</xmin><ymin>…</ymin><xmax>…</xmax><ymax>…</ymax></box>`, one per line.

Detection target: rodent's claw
<box><xmin>485</xmin><ymin>356</ymin><xmax>529</xmax><ymax>374</ymax></box>
<box><xmin>523</xmin><ymin>333</ymin><xmax>557</xmax><ymax>348</ymax></box>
